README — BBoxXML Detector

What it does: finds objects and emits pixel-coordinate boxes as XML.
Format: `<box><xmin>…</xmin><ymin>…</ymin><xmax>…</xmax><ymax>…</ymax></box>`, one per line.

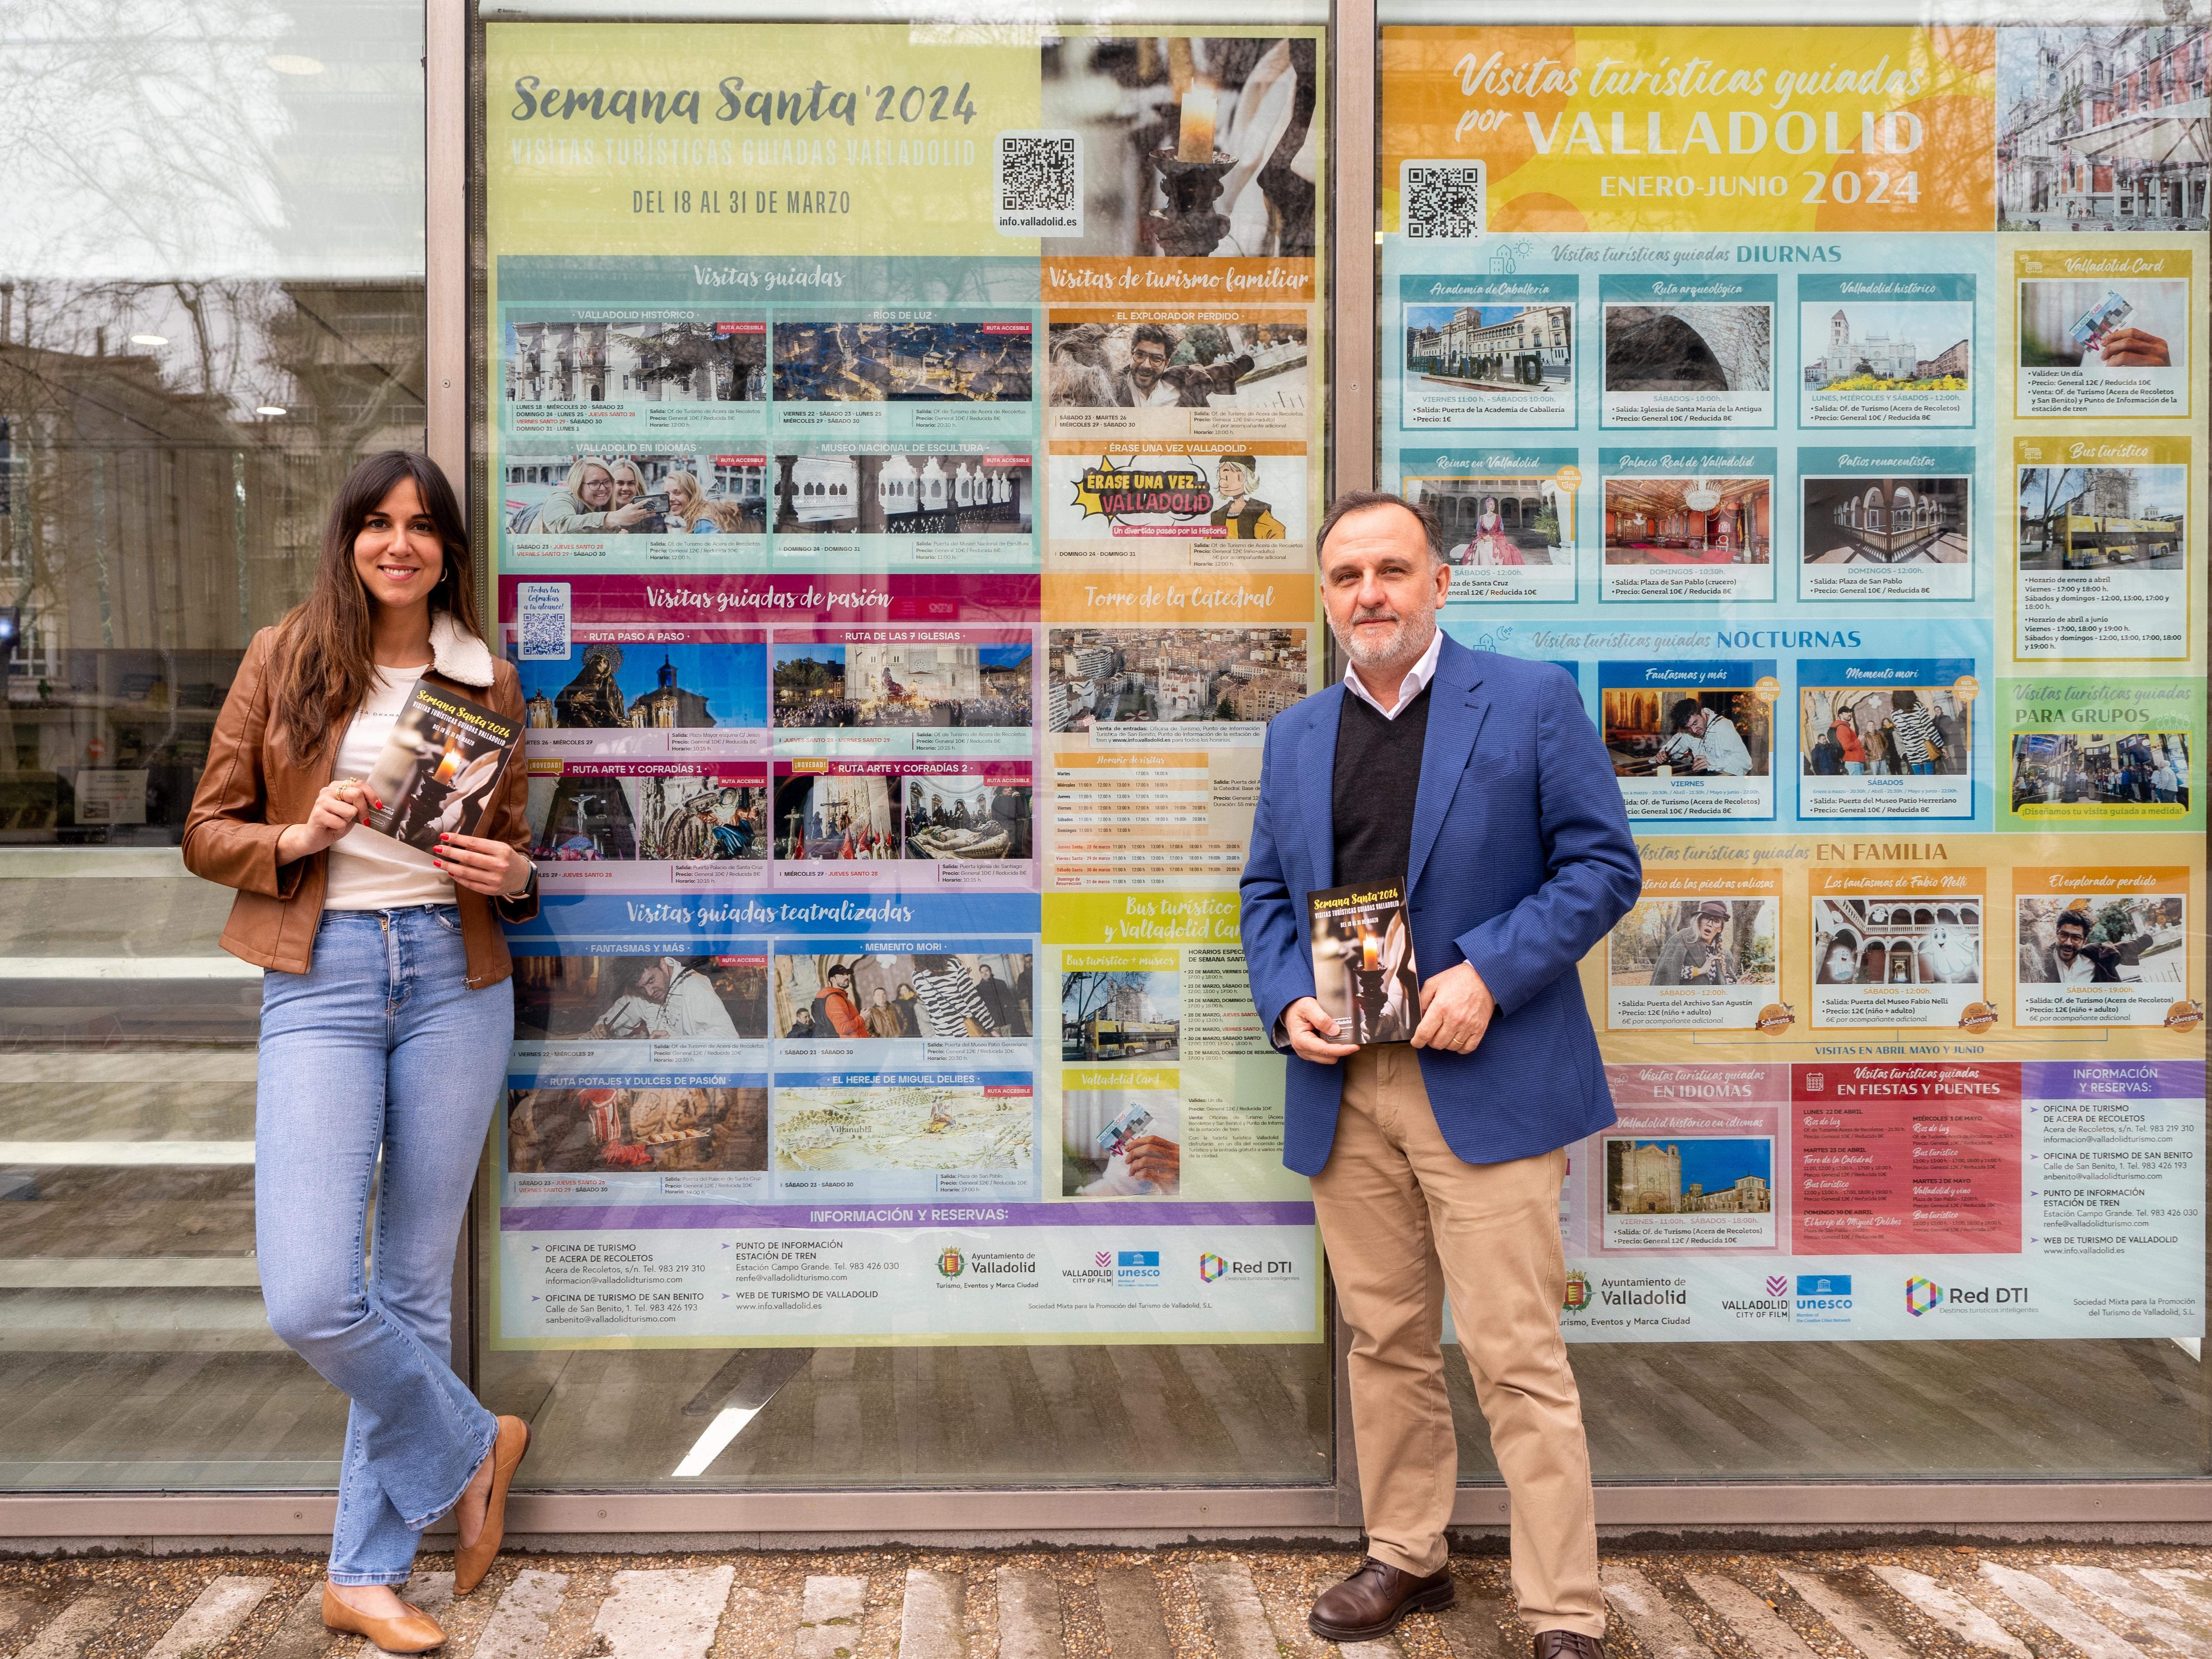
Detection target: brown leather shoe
<box><xmin>320</xmin><ymin>1583</ymin><xmax>446</xmax><ymax>1653</ymax></box>
<box><xmin>1309</xmin><ymin>1556</ymin><xmax>1456</xmax><ymax>1640</ymax></box>
<box><xmin>1533</xmin><ymin>1630</ymin><xmax>1605</xmax><ymax>1659</ymax></box>
<box><xmin>452</xmin><ymin>1414</ymin><xmax>531</xmax><ymax>1595</ymax></box>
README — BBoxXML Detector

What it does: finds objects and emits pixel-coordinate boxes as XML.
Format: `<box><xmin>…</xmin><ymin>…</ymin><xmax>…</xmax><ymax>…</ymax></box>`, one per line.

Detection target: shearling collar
<box><xmin>429</xmin><ymin>610</ymin><xmax>497</xmax><ymax>688</ymax></box>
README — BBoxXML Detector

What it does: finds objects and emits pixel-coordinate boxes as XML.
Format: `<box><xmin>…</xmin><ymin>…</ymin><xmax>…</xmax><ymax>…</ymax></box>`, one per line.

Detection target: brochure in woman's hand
<box><xmin>1308</xmin><ymin>880</ymin><xmax>1421</xmax><ymax>1045</ymax></box>
<box><xmin>361</xmin><ymin>684</ymin><xmax>524</xmax><ymax>853</ymax></box>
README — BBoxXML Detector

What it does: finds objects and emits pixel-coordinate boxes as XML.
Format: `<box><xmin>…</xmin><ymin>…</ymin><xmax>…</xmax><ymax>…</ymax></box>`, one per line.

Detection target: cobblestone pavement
<box><xmin>3</xmin><ymin>1542</ymin><xmax>2212</xmax><ymax>1659</ymax></box>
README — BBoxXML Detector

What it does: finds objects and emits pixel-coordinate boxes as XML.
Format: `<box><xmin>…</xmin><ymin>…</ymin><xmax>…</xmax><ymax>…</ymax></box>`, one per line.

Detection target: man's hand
<box><xmin>1411</xmin><ymin>961</ymin><xmax>1494</xmax><ymax>1054</ymax></box>
<box><xmin>1282</xmin><ymin>996</ymin><xmax>1359</xmax><ymax>1064</ymax></box>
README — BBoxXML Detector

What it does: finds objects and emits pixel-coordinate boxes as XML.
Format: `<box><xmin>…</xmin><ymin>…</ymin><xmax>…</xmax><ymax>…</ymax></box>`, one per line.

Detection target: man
<box><xmin>1650</xmin><ymin>900</ymin><xmax>1736</xmax><ymax>986</ymax></box>
<box><xmin>2152</xmin><ymin>756</ymin><xmax>2179</xmax><ymax>804</ymax></box>
<box><xmin>809</xmin><ymin>961</ymin><xmax>868</xmax><ymax>1039</ymax></box>
<box><xmin>1112</xmin><ymin>323</ymin><xmax>1182</xmax><ymax>407</ymax></box>
<box><xmin>2024</xmin><ymin>909</ymin><xmax>2125</xmax><ymax>984</ymax></box>
<box><xmin>594</xmin><ymin>956</ymin><xmax>740</xmax><ymax>1040</ymax></box>
<box><xmin>974</xmin><ymin>961</ymin><xmax>1026</xmax><ymax>1037</ymax></box>
<box><xmin>1210</xmin><ymin>455</ymin><xmax>1287</xmax><ymax>539</ymax></box>
<box><xmin>1664</xmin><ymin>699</ymin><xmax>1752</xmax><ymax>775</ymax></box>
<box><xmin>1240</xmin><ymin>491</ymin><xmax>1638</xmax><ymax>1654</ymax></box>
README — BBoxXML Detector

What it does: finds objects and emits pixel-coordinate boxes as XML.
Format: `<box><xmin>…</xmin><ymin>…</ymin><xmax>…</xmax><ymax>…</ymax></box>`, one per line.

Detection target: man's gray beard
<box><xmin>1328</xmin><ymin>604</ymin><xmax>1438</xmax><ymax>680</ymax></box>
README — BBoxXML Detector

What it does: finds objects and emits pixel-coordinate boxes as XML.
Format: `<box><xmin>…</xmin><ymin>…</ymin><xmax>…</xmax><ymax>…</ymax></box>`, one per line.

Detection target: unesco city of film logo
<box><xmin>1562</xmin><ymin>1269</ymin><xmax>1590</xmax><ymax>1312</ymax></box>
<box><xmin>1199</xmin><ymin>1252</ymin><xmax>1229</xmax><ymax>1284</ymax></box>
<box><xmin>1905</xmin><ymin>1275</ymin><xmax>1944</xmax><ymax>1317</ymax></box>
<box><xmin>937</xmin><ymin>1247</ymin><xmax>965</xmax><ymax>1280</ymax></box>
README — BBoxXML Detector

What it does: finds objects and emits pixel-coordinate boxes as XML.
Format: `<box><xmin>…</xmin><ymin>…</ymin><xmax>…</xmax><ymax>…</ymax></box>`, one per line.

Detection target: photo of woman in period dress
<box><xmin>1454</xmin><ymin>495</ymin><xmax>1525</xmax><ymax>566</ymax></box>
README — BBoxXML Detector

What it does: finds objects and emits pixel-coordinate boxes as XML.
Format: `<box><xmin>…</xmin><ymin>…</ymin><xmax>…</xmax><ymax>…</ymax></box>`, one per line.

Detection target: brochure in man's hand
<box><xmin>360</xmin><ymin>683</ymin><xmax>524</xmax><ymax>853</ymax></box>
<box><xmin>1308</xmin><ymin>880</ymin><xmax>1421</xmax><ymax>1045</ymax></box>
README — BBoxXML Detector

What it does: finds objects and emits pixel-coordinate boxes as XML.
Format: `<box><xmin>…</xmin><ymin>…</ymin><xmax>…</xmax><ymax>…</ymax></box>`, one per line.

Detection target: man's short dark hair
<box><xmin>1130</xmin><ymin>323</ymin><xmax>1174</xmax><ymax>353</ymax></box>
<box><xmin>1668</xmin><ymin>698</ymin><xmax>1703</xmax><ymax>734</ymax></box>
<box><xmin>1316</xmin><ymin>490</ymin><xmax>1443</xmax><ymax>565</ymax></box>
<box><xmin>2055</xmin><ymin>911</ymin><xmax>2089</xmax><ymax>935</ymax></box>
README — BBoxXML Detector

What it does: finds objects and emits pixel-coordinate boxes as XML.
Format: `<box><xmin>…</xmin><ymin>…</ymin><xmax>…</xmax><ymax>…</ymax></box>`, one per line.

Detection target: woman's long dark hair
<box><xmin>272</xmin><ymin>451</ymin><xmax>482</xmax><ymax>760</ymax></box>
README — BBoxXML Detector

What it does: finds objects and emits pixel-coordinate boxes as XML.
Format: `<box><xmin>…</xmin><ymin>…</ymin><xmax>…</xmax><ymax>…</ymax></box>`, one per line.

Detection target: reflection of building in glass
<box><xmin>1607</xmin><ymin>1141</ymin><xmax>1772</xmax><ymax>1214</ymax></box>
<box><xmin>1998</xmin><ymin>25</ymin><xmax>2211</xmax><ymax>229</ymax></box>
<box><xmin>1804</xmin><ymin>476</ymin><xmax>1969</xmax><ymax>564</ymax></box>
<box><xmin>1814</xmin><ymin>897</ymin><xmax>1983</xmax><ymax>986</ymax></box>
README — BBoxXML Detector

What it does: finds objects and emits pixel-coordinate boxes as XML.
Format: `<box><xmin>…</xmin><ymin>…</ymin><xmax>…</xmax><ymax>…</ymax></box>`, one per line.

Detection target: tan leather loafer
<box><xmin>320</xmin><ymin>1583</ymin><xmax>446</xmax><ymax>1653</ymax></box>
<box><xmin>453</xmin><ymin>1413</ymin><xmax>531</xmax><ymax>1595</ymax></box>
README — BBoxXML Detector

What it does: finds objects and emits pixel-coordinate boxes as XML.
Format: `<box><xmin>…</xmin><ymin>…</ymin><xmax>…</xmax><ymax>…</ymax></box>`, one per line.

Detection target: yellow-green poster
<box><xmin>480</xmin><ymin>22</ymin><xmax>1329</xmax><ymax>1348</ymax></box>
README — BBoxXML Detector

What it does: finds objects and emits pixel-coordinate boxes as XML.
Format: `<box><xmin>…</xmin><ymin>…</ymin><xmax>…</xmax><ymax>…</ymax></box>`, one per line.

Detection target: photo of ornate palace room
<box><xmin>1602</xmin><ymin>476</ymin><xmax>1772</xmax><ymax>566</ymax></box>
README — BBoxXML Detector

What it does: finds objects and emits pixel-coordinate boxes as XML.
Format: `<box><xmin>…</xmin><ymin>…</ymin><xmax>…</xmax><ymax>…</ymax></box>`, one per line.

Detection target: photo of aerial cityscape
<box><xmin>1046</xmin><ymin>627</ymin><xmax>1307</xmax><ymax>728</ymax></box>
<box><xmin>772</xmin><ymin>321</ymin><xmax>1033</xmax><ymax>402</ymax></box>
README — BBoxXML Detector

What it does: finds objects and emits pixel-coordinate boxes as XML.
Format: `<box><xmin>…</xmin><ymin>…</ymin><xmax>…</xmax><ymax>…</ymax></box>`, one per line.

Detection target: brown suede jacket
<box><xmin>182</xmin><ymin>615</ymin><xmax>539</xmax><ymax>985</ymax></box>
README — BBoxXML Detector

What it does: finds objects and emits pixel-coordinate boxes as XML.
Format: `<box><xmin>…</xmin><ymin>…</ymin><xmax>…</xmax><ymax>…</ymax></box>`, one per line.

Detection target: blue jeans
<box><xmin>1909</xmin><ymin>761</ymin><xmax>1937</xmax><ymax>775</ymax></box>
<box><xmin>256</xmin><ymin>907</ymin><xmax>510</xmax><ymax>1585</ymax></box>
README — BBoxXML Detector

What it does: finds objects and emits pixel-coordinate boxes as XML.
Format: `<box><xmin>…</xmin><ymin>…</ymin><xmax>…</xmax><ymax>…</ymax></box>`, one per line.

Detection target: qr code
<box><xmin>1402</xmin><ymin>160</ymin><xmax>1485</xmax><ymax>240</ymax></box>
<box><xmin>515</xmin><ymin>581</ymin><xmax>571</xmax><ymax>662</ymax></box>
<box><xmin>995</xmin><ymin>130</ymin><xmax>1083</xmax><ymax>236</ymax></box>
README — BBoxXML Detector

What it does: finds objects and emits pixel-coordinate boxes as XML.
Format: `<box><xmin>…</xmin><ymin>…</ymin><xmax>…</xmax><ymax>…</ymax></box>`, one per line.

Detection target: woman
<box><xmin>183</xmin><ymin>453</ymin><xmax>536</xmax><ymax>1653</ymax></box>
<box><xmin>664</xmin><ymin>470</ymin><xmax>719</xmax><ymax>534</ymax></box>
<box><xmin>1468</xmin><ymin>496</ymin><xmax>1524</xmax><ymax>566</ymax></box>
<box><xmin>537</xmin><ymin>456</ymin><xmax>649</xmax><ymax>535</ymax></box>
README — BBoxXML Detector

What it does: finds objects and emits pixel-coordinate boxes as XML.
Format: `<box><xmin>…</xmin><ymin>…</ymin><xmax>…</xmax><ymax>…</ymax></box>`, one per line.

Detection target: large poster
<box><xmin>485</xmin><ymin>22</ymin><xmax>1326</xmax><ymax>1347</ymax></box>
<box><xmin>1381</xmin><ymin>23</ymin><xmax>2207</xmax><ymax>1342</ymax></box>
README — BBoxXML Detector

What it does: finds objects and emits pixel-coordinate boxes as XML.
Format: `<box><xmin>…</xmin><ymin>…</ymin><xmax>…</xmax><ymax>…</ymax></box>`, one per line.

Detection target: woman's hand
<box><xmin>277</xmin><ymin>779</ymin><xmax>375</xmax><ymax>864</ymax></box>
<box><xmin>435</xmin><ymin>832</ymin><xmax>533</xmax><ymax>899</ymax></box>
<box><xmin>606</xmin><ymin>500</ymin><xmax>653</xmax><ymax>530</ymax></box>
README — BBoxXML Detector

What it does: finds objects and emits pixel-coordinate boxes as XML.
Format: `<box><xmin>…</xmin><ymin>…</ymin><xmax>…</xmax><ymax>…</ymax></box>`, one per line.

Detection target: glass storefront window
<box><xmin>1374</xmin><ymin>2</ymin><xmax>2211</xmax><ymax>1484</ymax></box>
<box><xmin>470</xmin><ymin>9</ymin><xmax>1337</xmax><ymax>1490</ymax></box>
<box><xmin>0</xmin><ymin>0</ymin><xmax>427</xmax><ymax>1491</ymax></box>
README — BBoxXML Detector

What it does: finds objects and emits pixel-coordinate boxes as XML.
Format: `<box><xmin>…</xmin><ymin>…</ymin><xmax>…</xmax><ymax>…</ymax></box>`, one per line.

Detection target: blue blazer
<box><xmin>1239</xmin><ymin>635</ymin><xmax>1642</xmax><ymax>1175</ymax></box>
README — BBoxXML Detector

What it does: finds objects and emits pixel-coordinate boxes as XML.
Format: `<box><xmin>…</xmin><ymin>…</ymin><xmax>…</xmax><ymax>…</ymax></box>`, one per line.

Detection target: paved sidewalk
<box><xmin>3</xmin><ymin>1542</ymin><xmax>2211</xmax><ymax>1659</ymax></box>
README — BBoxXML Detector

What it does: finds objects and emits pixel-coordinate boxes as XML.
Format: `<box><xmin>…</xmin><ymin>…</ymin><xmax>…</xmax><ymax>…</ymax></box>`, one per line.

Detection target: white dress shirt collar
<box><xmin>1342</xmin><ymin>627</ymin><xmax>1444</xmax><ymax>721</ymax></box>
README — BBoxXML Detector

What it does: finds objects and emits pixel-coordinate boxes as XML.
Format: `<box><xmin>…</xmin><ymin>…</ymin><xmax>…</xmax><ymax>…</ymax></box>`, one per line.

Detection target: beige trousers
<box><xmin>1309</xmin><ymin>1044</ymin><xmax>1604</xmax><ymax>1638</ymax></box>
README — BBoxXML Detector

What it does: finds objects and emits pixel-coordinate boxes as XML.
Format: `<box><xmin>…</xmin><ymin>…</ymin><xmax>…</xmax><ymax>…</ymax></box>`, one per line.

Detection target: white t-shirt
<box><xmin>323</xmin><ymin>667</ymin><xmax>457</xmax><ymax>912</ymax></box>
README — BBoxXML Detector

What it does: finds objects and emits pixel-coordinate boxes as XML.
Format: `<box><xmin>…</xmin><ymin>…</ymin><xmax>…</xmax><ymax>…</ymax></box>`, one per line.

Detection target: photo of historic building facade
<box><xmin>1997</xmin><ymin>25</ymin><xmax>2210</xmax><ymax>229</ymax></box>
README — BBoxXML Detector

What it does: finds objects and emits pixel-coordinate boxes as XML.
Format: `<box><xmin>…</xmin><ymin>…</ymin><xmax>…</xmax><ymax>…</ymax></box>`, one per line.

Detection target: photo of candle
<box><xmin>1176</xmin><ymin>83</ymin><xmax>1217</xmax><ymax>163</ymax></box>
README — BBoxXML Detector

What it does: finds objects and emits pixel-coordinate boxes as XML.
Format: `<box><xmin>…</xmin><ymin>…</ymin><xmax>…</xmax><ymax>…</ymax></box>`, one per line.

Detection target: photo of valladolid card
<box><xmin>361</xmin><ymin>683</ymin><xmax>525</xmax><ymax>852</ymax></box>
<box><xmin>1308</xmin><ymin>881</ymin><xmax>1420</xmax><ymax>1045</ymax></box>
